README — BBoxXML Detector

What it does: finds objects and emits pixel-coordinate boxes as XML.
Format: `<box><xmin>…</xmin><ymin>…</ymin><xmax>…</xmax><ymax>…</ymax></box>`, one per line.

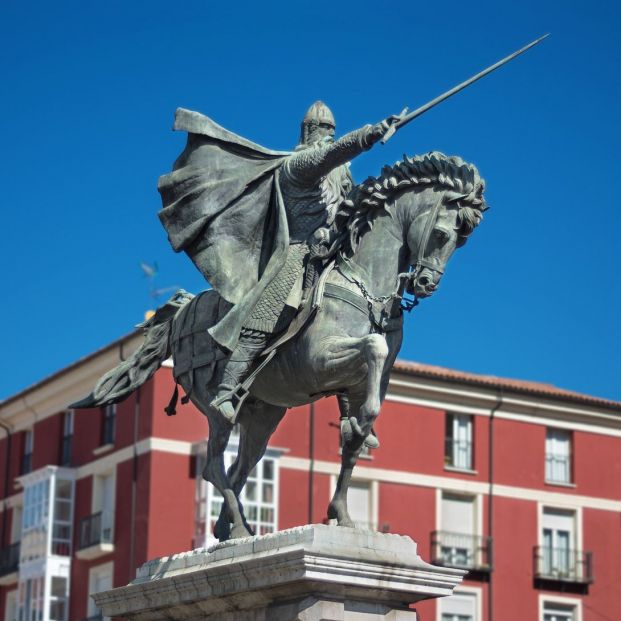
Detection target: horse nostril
<box><xmin>419</xmin><ymin>276</ymin><xmax>429</xmax><ymax>286</ymax></box>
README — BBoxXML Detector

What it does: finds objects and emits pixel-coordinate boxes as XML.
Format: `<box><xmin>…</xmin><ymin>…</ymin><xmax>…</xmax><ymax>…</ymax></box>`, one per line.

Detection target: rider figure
<box><xmin>211</xmin><ymin>101</ymin><xmax>399</xmax><ymax>427</ymax></box>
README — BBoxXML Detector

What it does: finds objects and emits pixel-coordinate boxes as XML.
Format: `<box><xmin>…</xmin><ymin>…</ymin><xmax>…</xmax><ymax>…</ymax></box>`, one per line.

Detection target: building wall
<box><xmin>1</xmin><ymin>358</ymin><xmax>620</xmax><ymax>621</ymax></box>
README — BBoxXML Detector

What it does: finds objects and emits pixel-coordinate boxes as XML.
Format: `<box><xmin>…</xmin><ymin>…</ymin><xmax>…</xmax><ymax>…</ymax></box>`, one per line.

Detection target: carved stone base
<box><xmin>93</xmin><ymin>525</ymin><xmax>465</xmax><ymax>621</ymax></box>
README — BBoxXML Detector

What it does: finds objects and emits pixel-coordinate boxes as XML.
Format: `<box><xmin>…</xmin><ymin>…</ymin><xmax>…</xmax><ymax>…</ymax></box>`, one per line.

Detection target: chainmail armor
<box><xmin>242</xmin><ymin>125</ymin><xmax>375</xmax><ymax>335</ymax></box>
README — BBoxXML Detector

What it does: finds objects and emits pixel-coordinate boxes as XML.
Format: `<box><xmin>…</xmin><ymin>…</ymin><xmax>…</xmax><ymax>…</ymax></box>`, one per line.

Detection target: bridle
<box><xmin>410</xmin><ymin>194</ymin><xmax>446</xmax><ymax>279</ymax></box>
<box><xmin>334</xmin><ymin>195</ymin><xmax>446</xmax><ymax>328</ymax></box>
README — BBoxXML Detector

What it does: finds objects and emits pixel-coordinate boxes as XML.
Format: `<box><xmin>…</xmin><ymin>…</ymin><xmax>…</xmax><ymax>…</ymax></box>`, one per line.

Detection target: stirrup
<box><xmin>210</xmin><ymin>383</ymin><xmax>251</xmax><ymax>425</ymax></box>
<box><xmin>211</xmin><ymin>349</ymin><xmax>278</xmax><ymax>424</ymax></box>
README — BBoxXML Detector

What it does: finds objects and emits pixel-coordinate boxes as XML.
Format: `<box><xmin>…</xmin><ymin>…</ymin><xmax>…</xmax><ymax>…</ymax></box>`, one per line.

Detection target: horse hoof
<box><xmin>213</xmin><ymin>518</ymin><xmax>231</xmax><ymax>542</ymax></box>
<box><xmin>327</xmin><ymin>502</ymin><xmax>339</xmax><ymax>521</ymax></box>
<box><xmin>364</xmin><ymin>433</ymin><xmax>380</xmax><ymax>449</ymax></box>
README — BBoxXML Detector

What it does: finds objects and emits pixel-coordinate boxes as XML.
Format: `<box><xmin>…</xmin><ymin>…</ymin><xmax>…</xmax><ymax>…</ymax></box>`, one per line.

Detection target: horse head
<box><xmin>342</xmin><ymin>152</ymin><xmax>487</xmax><ymax>301</ymax></box>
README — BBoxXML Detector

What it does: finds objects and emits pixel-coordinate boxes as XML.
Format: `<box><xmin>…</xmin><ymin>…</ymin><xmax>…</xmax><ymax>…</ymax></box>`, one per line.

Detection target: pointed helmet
<box><xmin>299</xmin><ymin>101</ymin><xmax>336</xmax><ymax>144</ymax></box>
<box><xmin>303</xmin><ymin>101</ymin><xmax>336</xmax><ymax>127</ymax></box>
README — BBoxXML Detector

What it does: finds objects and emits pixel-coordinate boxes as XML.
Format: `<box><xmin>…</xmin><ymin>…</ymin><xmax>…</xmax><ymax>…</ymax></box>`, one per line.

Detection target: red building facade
<box><xmin>1</xmin><ymin>331</ymin><xmax>620</xmax><ymax>621</ymax></box>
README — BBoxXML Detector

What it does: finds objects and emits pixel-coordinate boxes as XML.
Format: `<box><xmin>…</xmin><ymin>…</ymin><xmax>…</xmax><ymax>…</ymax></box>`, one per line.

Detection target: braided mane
<box><xmin>338</xmin><ymin>151</ymin><xmax>487</xmax><ymax>255</ymax></box>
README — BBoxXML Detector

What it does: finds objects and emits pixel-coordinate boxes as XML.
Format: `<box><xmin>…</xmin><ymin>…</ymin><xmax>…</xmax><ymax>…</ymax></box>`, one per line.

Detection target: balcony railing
<box><xmin>78</xmin><ymin>512</ymin><xmax>113</xmax><ymax>550</ymax></box>
<box><xmin>444</xmin><ymin>438</ymin><xmax>473</xmax><ymax>470</ymax></box>
<box><xmin>431</xmin><ymin>531</ymin><xmax>492</xmax><ymax>571</ymax></box>
<box><xmin>545</xmin><ymin>453</ymin><xmax>571</xmax><ymax>484</ymax></box>
<box><xmin>533</xmin><ymin>546</ymin><xmax>593</xmax><ymax>583</ymax></box>
<box><xmin>0</xmin><ymin>542</ymin><xmax>20</xmax><ymax>577</ymax></box>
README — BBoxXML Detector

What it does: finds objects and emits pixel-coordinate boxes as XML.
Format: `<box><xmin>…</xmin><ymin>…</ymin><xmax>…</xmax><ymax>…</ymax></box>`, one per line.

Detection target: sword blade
<box><xmin>381</xmin><ymin>34</ymin><xmax>549</xmax><ymax>143</ymax></box>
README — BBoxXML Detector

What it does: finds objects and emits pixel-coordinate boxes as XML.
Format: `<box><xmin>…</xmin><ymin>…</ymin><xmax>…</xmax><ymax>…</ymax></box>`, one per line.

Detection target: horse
<box><xmin>73</xmin><ymin>151</ymin><xmax>486</xmax><ymax>542</ymax></box>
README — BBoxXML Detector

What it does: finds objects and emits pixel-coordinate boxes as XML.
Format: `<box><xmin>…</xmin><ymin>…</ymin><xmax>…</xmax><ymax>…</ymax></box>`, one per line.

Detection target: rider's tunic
<box><xmin>242</xmin><ymin>127</ymin><xmax>374</xmax><ymax>334</ymax></box>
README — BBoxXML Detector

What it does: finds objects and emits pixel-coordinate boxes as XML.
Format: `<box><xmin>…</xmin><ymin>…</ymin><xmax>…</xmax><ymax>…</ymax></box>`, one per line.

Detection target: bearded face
<box><xmin>305</xmin><ymin>121</ymin><xmax>335</xmax><ymax>145</ymax></box>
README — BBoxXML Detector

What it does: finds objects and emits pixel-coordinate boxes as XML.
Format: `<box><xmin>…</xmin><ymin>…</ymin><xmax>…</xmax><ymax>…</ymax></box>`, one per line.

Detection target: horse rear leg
<box><xmin>202</xmin><ymin>413</ymin><xmax>252</xmax><ymax>541</ymax></box>
<box><xmin>214</xmin><ymin>400</ymin><xmax>286</xmax><ymax>540</ymax></box>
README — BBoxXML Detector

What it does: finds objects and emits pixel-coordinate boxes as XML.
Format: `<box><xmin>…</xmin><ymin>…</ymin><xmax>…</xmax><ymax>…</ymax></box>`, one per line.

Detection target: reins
<box><xmin>334</xmin><ymin>194</ymin><xmax>446</xmax><ymax>332</ymax></box>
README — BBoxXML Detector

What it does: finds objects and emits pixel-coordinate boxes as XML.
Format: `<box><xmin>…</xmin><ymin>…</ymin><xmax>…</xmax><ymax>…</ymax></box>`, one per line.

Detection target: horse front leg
<box><xmin>328</xmin><ymin>394</ymin><xmax>366</xmax><ymax>527</ymax></box>
<box><xmin>325</xmin><ymin>333</ymin><xmax>388</xmax><ymax>527</ymax></box>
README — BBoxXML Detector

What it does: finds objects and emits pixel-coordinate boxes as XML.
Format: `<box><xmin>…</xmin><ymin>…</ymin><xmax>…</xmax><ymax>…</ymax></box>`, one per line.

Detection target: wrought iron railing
<box><xmin>78</xmin><ymin>512</ymin><xmax>113</xmax><ymax>550</ymax></box>
<box><xmin>0</xmin><ymin>542</ymin><xmax>20</xmax><ymax>576</ymax></box>
<box><xmin>533</xmin><ymin>546</ymin><xmax>593</xmax><ymax>583</ymax></box>
<box><xmin>545</xmin><ymin>453</ymin><xmax>571</xmax><ymax>484</ymax></box>
<box><xmin>444</xmin><ymin>438</ymin><xmax>473</xmax><ymax>469</ymax></box>
<box><xmin>431</xmin><ymin>531</ymin><xmax>492</xmax><ymax>571</ymax></box>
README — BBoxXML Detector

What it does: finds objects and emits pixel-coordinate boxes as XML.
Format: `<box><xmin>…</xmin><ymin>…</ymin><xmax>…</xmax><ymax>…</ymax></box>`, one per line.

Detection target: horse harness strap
<box><xmin>413</xmin><ymin>194</ymin><xmax>445</xmax><ymax>276</ymax></box>
<box><xmin>323</xmin><ymin>282</ymin><xmax>403</xmax><ymax>334</ymax></box>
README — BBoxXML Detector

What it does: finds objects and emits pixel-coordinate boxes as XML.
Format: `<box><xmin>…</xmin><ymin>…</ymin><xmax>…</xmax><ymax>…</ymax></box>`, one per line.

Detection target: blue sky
<box><xmin>1</xmin><ymin>0</ymin><xmax>619</xmax><ymax>401</ymax></box>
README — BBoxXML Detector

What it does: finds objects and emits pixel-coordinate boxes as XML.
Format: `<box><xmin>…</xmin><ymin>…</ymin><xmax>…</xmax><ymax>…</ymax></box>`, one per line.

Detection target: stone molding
<box><xmin>93</xmin><ymin>525</ymin><xmax>464</xmax><ymax>620</ymax></box>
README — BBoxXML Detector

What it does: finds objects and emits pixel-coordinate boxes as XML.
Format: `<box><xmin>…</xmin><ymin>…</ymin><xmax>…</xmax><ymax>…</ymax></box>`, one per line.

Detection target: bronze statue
<box><xmin>73</xmin><ymin>37</ymin><xmax>548</xmax><ymax>541</ymax></box>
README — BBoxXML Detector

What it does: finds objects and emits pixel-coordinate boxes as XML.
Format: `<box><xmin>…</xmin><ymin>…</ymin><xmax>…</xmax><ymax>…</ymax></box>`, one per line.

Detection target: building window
<box><xmin>542</xmin><ymin>601</ymin><xmax>577</xmax><ymax>621</ymax></box>
<box><xmin>48</xmin><ymin>577</ymin><xmax>68</xmax><ymax>621</ymax></box>
<box><xmin>10</xmin><ymin>506</ymin><xmax>22</xmax><ymax>545</ymax></box>
<box><xmin>432</xmin><ymin>492</ymin><xmax>491</xmax><ymax>571</ymax></box>
<box><xmin>347</xmin><ymin>481</ymin><xmax>375</xmax><ymax>530</ymax></box>
<box><xmin>445</xmin><ymin>414</ymin><xmax>473</xmax><ymax>470</ymax></box>
<box><xmin>434</xmin><ymin>493</ymin><xmax>488</xmax><ymax>570</ymax></box>
<box><xmin>101</xmin><ymin>405</ymin><xmax>116</xmax><ymax>446</ymax></box>
<box><xmin>534</xmin><ymin>507</ymin><xmax>591</xmax><ymax>583</ymax></box>
<box><xmin>51</xmin><ymin>478</ymin><xmax>74</xmax><ymax>556</ymax></box>
<box><xmin>86</xmin><ymin>472</ymin><xmax>115</xmax><ymax>547</ymax></box>
<box><xmin>60</xmin><ymin>411</ymin><xmax>74</xmax><ymax>466</ymax></box>
<box><xmin>542</xmin><ymin>508</ymin><xmax>575</xmax><ymax>579</ymax></box>
<box><xmin>17</xmin><ymin>577</ymin><xmax>44</xmax><ymax>621</ymax></box>
<box><xmin>195</xmin><ymin>431</ymin><xmax>279</xmax><ymax>547</ymax></box>
<box><xmin>4</xmin><ymin>589</ymin><xmax>17</xmax><ymax>621</ymax></box>
<box><xmin>545</xmin><ymin>429</ymin><xmax>572</xmax><ymax>484</ymax></box>
<box><xmin>88</xmin><ymin>562</ymin><xmax>113</xmax><ymax>621</ymax></box>
<box><xmin>440</xmin><ymin>590</ymin><xmax>478</xmax><ymax>621</ymax></box>
<box><xmin>21</xmin><ymin>469</ymin><xmax>75</xmax><ymax>563</ymax></box>
<box><xmin>21</xmin><ymin>430</ymin><xmax>33</xmax><ymax>475</ymax></box>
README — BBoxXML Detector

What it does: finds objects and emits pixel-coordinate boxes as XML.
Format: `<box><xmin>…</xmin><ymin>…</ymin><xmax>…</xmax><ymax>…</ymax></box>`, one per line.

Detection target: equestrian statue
<box><xmin>72</xmin><ymin>37</ymin><xmax>547</xmax><ymax>541</ymax></box>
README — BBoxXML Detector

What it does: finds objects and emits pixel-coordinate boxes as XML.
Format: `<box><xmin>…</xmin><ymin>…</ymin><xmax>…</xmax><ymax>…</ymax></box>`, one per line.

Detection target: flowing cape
<box><xmin>158</xmin><ymin>109</ymin><xmax>291</xmax><ymax>350</ymax></box>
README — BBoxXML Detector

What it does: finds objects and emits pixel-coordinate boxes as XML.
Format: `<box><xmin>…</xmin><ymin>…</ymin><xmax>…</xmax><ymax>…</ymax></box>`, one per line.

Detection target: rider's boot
<box><xmin>211</xmin><ymin>330</ymin><xmax>267</xmax><ymax>424</ymax></box>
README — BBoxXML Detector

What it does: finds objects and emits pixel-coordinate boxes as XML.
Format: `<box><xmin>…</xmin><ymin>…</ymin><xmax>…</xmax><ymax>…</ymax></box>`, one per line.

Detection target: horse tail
<box><xmin>70</xmin><ymin>290</ymin><xmax>194</xmax><ymax>409</ymax></box>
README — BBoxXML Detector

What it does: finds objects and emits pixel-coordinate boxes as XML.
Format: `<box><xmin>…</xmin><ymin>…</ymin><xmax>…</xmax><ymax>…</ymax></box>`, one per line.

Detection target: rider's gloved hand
<box><xmin>368</xmin><ymin>108</ymin><xmax>409</xmax><ymax>145</ymax></box>
<box><xmin>309</xmin><ymin>227</ymin><xmax>332</xmax><ymax>259</ymax></box>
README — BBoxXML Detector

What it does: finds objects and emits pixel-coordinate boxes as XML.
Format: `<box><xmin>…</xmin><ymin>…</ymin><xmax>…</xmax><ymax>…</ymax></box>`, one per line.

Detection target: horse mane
<box><xmin>337</xmin><ymin>151</ymin><xmax>487</xmax><ymax>255</ymax></box>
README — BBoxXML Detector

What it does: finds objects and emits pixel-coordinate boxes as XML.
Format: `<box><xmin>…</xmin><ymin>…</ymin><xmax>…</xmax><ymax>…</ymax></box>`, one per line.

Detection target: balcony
<box><xmin>431</xmin><ymin>531</ymin><xmax>492</xmax><ymax>573</ymax></box>
<box><xmin>76</xmin><ymin>512</ymin><xmax>114</xmax><ymax>561</ymax></box>
<box><xmin>533</xmin><ymin>546</ymin><xmax>593</xmax><ymax>584</ymax></box>
<box><xmin>0</xmin><ymin>542</ymin><xmax>20</xmax><ymax>585</ymax></box>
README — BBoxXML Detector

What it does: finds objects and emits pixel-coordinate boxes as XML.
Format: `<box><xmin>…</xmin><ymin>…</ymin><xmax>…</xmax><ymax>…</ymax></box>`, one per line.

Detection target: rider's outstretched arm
<box><xmin>284</xmin><ymin>122</ymin><xmax>389</xmax><ymax>187</ymax></box>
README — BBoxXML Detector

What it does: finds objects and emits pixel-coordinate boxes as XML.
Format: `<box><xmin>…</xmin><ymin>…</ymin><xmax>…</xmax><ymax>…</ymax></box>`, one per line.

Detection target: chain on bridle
<box><xmin>337</xmin><ymin>197</ymin><xmax>444</xmax><ymax>330</ymax></box>
<box><xmin>336</xmin><ymin>195</ymin><xmax>445</xmax><ymax>326</ymax></box>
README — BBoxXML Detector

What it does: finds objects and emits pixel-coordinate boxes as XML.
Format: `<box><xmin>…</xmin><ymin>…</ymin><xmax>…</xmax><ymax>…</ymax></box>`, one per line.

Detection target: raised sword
<box><xmin>381</xmin><ymin>34</ymin><xmax>550</xmax><ymax>143</ymax></box>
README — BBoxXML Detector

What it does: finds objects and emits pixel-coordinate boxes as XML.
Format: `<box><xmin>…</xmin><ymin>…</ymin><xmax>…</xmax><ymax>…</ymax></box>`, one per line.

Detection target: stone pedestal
<box><xmin>93</xmin><ymin>525</ymin><xmax>465</xmax><ymax>621</ymax></box>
